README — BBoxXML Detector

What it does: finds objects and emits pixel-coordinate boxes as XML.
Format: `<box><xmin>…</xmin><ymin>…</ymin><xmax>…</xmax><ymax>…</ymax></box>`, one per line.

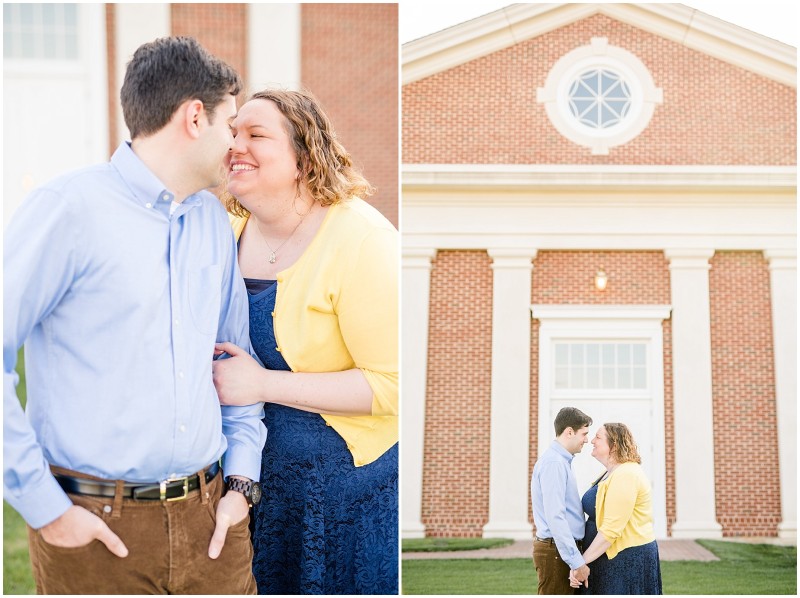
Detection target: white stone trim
<box><xmin>665</xmin><ymin>249</ymin><xmax>723</xmax><ymax>538</ymax></box>
<box><xmin>402</xmin><ymin>3</ymin><xmax>796</xmax><ymax>87</ymax></box>
<box><xmin>403</xmin><ymin>164</ymin><xmax>797</xmax><ymax>194</ymax></box>
<box><xmin>248</xmin><ymin>4</ymin><xmax>301</xmax><ymax>92</ymax></box>
<box><xmin>763</xmin><ymin>250</ymin><xmax>797</xmax><ymax>539</ymax></box>
<box><xmin>400</xmin><ymin>248</ymin><xmax>437</xmax><ymax>538</ymax></box>
<box><xmin>531</xmin><ymin>304</ymin><xmax>670</xmax><ymax>538</ymax></box>
<box><xmin>483</xmin><ymin>249</ymin><xmax>537</xmax><ymax>540</ymax></box>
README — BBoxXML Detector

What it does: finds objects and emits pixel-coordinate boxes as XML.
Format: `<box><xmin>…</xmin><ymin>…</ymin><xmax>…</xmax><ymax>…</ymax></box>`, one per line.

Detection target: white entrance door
<box><xmin>533</xmin><ymin>305</ymin><xmax>670</xmax><ymax>538</ymax></box>
<box><xmin>3</xmin><ymin>3</ymin><xmax>108</xmax><ymax>227</ymax></box>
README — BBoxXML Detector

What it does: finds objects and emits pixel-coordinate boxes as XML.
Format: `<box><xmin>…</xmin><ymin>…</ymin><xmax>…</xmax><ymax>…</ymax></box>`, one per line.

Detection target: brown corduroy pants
<box><xmin>533</xmin><ymin>538</ymin><xmax>579</xmax><ymax>595</ymax></box>
<box><xmin>27</xmin><ymin>467</ymin><xmax>256</xmax><ymax>595</ymax></box>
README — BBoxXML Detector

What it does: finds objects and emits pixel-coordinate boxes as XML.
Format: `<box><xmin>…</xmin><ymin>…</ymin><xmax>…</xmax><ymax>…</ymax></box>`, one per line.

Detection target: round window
<box><xmin>537</xmin><ymin>38</ymin><xmax>662</xmax><ymax>154</ymax></box>
<box><xmin>568</xmin><ymin>68</ymin><xmax>632</xmax><ymax>129</ymax></box>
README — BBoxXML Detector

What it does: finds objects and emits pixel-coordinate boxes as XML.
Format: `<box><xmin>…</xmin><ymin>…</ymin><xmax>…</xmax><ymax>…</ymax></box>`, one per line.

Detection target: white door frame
<box><xmin>532</xmin><ymin>304</ymin><xmax>671</xmax><ymax>538</ymax></box>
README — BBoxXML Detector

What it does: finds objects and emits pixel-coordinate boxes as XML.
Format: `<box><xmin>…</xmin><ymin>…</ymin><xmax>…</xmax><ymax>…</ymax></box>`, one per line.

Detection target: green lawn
<box><xmin>401</xmin><ymin>540</ymin><xmax>797</xmax><ymax>595</ymax></box>
<box><xmin>403</xmin><ymin>537</ymin><xmax>514</xmax><ymax>552</ymax></box>
<box><xmin>4</xmin><ymin>349</ymin><xmax>36</xmax><ymax>595</ymax></box>
<box><xmin>4</xmin><ymin>502</ymin><xmax>35</xmax><ymax>595</ymax></box>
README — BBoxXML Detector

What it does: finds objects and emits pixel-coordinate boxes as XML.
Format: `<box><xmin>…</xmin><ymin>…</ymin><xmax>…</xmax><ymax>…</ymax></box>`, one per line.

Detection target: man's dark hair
<box><xmin>554</xmin><ymin>407</ymin><xmax>592</xmax><ymax>436</ymax></box>
<box><xmin>120</xmin><ymin>36</ymin><xmax>242</xmax><ymax>139</ymax></box>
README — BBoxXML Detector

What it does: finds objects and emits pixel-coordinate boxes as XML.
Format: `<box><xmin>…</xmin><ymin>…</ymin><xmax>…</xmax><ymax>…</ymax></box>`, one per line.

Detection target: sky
<box><xmin>400</xmin><ymin>1</ymin><xmax>799</xmax><ymax>47</ymax></box>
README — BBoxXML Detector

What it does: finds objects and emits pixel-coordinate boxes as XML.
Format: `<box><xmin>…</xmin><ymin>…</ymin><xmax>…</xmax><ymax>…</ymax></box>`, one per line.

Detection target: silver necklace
<box><xmin>256</xmin><ymin>213</ymin><xmax>307</xmax><ymax>264</ymax></box>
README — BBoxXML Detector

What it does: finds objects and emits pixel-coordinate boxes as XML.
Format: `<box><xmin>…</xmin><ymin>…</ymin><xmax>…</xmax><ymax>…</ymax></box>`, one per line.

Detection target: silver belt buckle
<box><xmin>160</xmin><ymin>476</ymin><xmax>190</xmax><ymax>501</ymax></box>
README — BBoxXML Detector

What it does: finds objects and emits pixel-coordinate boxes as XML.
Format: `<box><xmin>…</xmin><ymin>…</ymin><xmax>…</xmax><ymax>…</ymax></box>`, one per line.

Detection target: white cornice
<box><xmin>402</xmin><ymin>3</ymin><xmax>796</xmax><ymax>87</ymax></box>
<box><xmin>403</xmin><ymin>164</ymin><xmax>797</xmax><ymax>197</ymax></box>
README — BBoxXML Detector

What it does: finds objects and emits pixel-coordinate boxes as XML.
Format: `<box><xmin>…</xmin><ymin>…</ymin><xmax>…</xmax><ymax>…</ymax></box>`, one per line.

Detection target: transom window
<box><xmin>554</xmin><ymin>342</ymin><xmax>647</xmax><ymax>390</ymax></box>
<box><xmin>568</xmin><ymin>69</ymin><xmax>632</xmax><ymax>129</ymax></box>
<box><xmin>3</xmin><ymin>3</ymin><xmax>78</xmax><ymax>60</ymax></box>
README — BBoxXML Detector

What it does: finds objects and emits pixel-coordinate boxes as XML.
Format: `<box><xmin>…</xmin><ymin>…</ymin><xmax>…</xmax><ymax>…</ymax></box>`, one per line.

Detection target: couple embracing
<box><xmin>531</xmin><ymin>407</ymin><xmax>663</xmax><ymax>595</ymax></box>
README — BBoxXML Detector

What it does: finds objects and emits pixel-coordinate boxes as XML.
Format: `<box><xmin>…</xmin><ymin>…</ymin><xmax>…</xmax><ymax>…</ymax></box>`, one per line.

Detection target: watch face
<box><xmin>251</xmin><ymin>482</ymin><xmax>263</xmax><ymax>505</ymax></box>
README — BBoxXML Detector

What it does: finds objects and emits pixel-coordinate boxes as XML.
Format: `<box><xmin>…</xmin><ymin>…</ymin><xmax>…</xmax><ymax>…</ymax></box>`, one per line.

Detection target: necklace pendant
<box><xmin>269</xmin><ymin>252</ymin><xmax>277</xmax><ymax>264</ymax></box>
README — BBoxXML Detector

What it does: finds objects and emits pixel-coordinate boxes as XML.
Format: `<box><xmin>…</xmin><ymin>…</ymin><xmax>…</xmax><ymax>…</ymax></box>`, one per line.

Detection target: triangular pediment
<box><xmin>403</xmin><ymin>3</ymin><xmax>796</xmax><ymax>87</ymax></box>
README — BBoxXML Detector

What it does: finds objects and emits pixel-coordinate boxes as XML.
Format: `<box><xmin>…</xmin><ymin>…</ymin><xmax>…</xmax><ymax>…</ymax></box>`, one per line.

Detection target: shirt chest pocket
<box><xmin>188</xmin><ymin>264</ymin><xmax>222</xmax><ymax>334</ymax></box>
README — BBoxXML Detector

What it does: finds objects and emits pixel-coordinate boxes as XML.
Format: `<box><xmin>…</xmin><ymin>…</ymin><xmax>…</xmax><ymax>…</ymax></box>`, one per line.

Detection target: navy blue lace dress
<box><xmin>245</xmin><ymin>279</ymin><xmax>399</xmax><ymax>595</ymax></box>
<box><xmin>579</xmin><ymin>479</ymin><xmax>662</xmax><ymax>595</ymax></box>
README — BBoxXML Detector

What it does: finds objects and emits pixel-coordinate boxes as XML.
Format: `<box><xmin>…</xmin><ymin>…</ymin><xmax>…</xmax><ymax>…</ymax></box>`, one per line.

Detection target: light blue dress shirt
<box><xmin>3</xmin><ymin>142</ymin><xmax>267</xmax><ymax>529</ymax></box>
<box><xmin>531</xmin><ymin>440</ymin><xmax>587</xmax><ymax>570</ymax></box>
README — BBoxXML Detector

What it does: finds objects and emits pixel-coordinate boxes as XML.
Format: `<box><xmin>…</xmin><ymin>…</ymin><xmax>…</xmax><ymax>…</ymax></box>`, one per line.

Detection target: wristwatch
<box><xmin>225</xmin><ymin>477</ymin><xmax>263</xmax><ymax>507</ymax></box>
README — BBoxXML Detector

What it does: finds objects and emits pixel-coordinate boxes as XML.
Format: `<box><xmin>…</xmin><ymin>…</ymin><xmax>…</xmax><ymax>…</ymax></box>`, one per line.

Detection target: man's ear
<box><xmin>181</xmin><ymin>99</ymin><xmax>205</xmax><ymax>139</ymax></box>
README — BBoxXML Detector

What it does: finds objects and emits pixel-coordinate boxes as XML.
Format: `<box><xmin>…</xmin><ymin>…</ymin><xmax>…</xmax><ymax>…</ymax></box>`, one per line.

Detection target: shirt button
<box><xmin>145</xmin><ymin>202</ymin><xmax>153</xmax><ymax>208</ymax></box>
<box><xmin>162</xmin><ymin>194</ymin><xmax>170</xmax><ymax>201</ymax></box>
<box><xmin>174</xmin><ymin>319</ymin><xmax>180</xmax><ymax>326</ymax></box>
<box><xmin>179</xmin><ymin>424</ymin><xmax>186</xmax><ymax>433</ymax></box>
<box><xmin>178</xmin><ymin>371</ymin><xmax>184</xmax><ymax>379</ymax></box>
<box><xmin>103</xmin><ymin>505</ymin><xmax>112</xmax><ymax>514</ymax></box>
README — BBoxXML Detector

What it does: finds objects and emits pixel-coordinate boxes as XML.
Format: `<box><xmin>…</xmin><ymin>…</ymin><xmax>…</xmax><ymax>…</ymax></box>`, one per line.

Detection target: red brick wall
<box><xmin>403</xmin><ymin>14</ymin><xmax>796</xmax><ymax>165</ymax></box>
<box><xmin>171</xmin><ymin>3</ymin><xmax>248</xmax><ymax>104</ymax></box>
<box><xmin>709</xmin><ymin>251</ymin><xmax>781</xmax><ymax>536</ymax></box>
<box><xmin>528</xmin><ymin>251</ymin><xmax>674</xmax><ymax>531</ymax></box>
<box><xmin>106</xmin><ymin>5</ymin><xmax>117</xmax><ymax>153</ymax></box>
<box><xmin>302</xmin><ymin>4</ymin><xmax>399</xmax><ymax>226</ymax></box>
<box><xmin>422</xmin><ymin>251</ymin><xmax>493</xmax><ymax>537</ymax></box>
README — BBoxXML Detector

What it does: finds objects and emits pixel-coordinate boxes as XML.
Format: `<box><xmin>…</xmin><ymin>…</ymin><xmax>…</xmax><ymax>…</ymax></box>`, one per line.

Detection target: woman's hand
<box><xmin>569</xmin><ymin>570</ymin><xmax>582</xmax><ymax>589</ymax></box>
<box><xmin>212</xmin><ymin>342</ymin><xmax>265</xmax><ymax>406</ymax></box>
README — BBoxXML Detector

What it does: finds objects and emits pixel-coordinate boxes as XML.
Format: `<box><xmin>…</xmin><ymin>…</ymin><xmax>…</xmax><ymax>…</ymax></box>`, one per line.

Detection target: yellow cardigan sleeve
<box><xmin>597</xmin><ymin>465</ymin><xmax>639</xmax><ymax>543</ymax></box>
<box><xmin>595</xmin><ymin>462</ymin><xmax>655</xmax><ymax>559</ymax></box>
<box><xmin>335</xmin><ymin>226</ymin><xmax>398</xmax><ymax>416</ymax></box>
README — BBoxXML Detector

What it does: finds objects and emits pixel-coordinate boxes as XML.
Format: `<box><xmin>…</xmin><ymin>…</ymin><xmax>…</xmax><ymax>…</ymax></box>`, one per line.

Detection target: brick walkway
<box><xmin>402</xmin><ymin>538</ymin><xmax>794</xmax><ymax>561</ymax></box>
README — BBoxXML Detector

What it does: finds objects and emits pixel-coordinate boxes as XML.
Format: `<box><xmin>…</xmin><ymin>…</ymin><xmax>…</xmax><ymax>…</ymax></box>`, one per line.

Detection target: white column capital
<box><xmin>402</xmin><ymin>247</ymin><xmax>437</xmax><ymax>267</ymax></box>
<box><xmin>763</xmin><ymin>249</ymin><xmax>797</xmax><ymax>270</ymax></box>
<box><xmin>665</xmin><ymin>249</ymin><xmax>715</xmax><ymax>269</ymax></box>
<box><xmin>487</xmin><ymin>248</ymin><xmax>538</xmax><ymax>267</ymax></box>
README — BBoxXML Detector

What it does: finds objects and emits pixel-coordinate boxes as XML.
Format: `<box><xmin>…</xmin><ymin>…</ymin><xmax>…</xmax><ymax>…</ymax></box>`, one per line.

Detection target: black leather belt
<box><xmin>535</xmin><ymin>536</ymin><xmax>583</xmax><ymax>549</ymax></box>
<box><xmin>54</xmin><ymin>462</ymin><xmax>220</xmax><ymax>501</ymax></box>
<box><xmin>535</xmin><ymin>536</ymin><xmax>556</xmax><ymax>544</ymax></box>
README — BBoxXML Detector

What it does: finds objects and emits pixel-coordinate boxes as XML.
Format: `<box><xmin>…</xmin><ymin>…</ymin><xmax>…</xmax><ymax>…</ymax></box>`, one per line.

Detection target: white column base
<box><xmin>777</xmin><ymin>521</ymin><xmax>797</xmax><ymax>539</ymax></box>
<box><xmin>670</xmin><ymin>521</ymin><xmax>723</xmax><ymax>539</ymax></box>
<box><xmin>402</xmin><ymin>523</ymin><xmax>427</xmax><ymax>539</ymax></box>
<box><xmin>482</xmin><ymin>521</ymin><xmax>534</xmax><ymax>540</ymax></box>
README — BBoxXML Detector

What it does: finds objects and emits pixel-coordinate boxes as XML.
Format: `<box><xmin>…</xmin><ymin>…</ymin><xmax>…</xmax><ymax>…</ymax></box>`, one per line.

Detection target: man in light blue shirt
<box><xmin>531</xmin><ymin>407</ymin><xmax>593</xmax><ymax>594</ymax></box>
<box><xmin>4</xmin><ymin>37</ymin><xmax>266</xmax><ymax>594</ymax></box>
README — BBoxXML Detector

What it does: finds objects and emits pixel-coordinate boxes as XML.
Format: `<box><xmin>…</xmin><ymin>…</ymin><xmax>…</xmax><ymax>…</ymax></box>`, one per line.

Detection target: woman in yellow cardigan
<box><xmin>211</xmin><ymin>89</ymin><xmax>398</xmax><ymax>594</ymax></box>
<box><xmin>570</xmin><ymin>423</ymin><xmax>662</xmax><ymax>594</ymax></box>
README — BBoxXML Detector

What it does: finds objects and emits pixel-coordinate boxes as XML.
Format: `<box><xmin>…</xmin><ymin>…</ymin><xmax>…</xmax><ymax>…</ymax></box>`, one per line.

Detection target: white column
<box><xmin>248</xmin><ymin>4</ymin><xmax>301</xmax><ymax>91</ymax></box>
<box><xmin>114</xmin><ymin>4</ymin><xmax>171</xmax><ymax>144</ymax></box>
<box><xmin>764</xmin><ymin>250</ymin><xmax>797</xmax><ymax>539</ymax></box>
<box><xmin>665</xmin><ymin>249</ymin><xmax>723</xmax><ymax>538</ymax></box>
<box><xmin>401</xmin><ymin>248</ymin><xmax>437</xmax><ymax>538</ymax></box>
<box><xmin>483</xmin><ymin>249</ymin><xmax>537</xmax><ymax>539</ymax></box>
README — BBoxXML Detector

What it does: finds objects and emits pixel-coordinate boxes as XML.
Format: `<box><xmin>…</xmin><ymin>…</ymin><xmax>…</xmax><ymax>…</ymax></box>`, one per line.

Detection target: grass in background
<box><xmin>401</xmin><ymin>540</ymin><xmax>797</xmax><ymax>595</ymax></box>
<box><xmin>4</xmin><ymin>348</ymin><xmax>36</xmax><ymax>595</ymax></box>
<box><xmin>403</xmin><ymin>537</ymin><xmax>514</xmax><ymax>552</ymax></box>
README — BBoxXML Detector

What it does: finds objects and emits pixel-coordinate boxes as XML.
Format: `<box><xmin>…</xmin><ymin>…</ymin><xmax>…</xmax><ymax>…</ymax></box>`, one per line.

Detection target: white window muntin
<box><xmin>553</xmin><ymin>339</ymin><xmax>648</xmax><ymax>394</ymax></box>
<box><xmin>3</xmin><ymin>3</ymin><xmax>79</xmax><ymax>61</ymax></box>
<box><xmin>557</xmin><ymin>54</ymin><xmax>644</xmax><ymax>139</ymax></box>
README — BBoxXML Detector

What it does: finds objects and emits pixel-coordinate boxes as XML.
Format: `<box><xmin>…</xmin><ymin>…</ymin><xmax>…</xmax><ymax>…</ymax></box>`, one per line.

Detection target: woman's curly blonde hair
<box><xmin>224</xmin><ymin>88</ymin><xmax>374</xmax><ymax>217</ymax></box>
<box><xmin>603</xmin><ymin>422</ymin><xmax>641</xmax><ymax>465</ymax></box>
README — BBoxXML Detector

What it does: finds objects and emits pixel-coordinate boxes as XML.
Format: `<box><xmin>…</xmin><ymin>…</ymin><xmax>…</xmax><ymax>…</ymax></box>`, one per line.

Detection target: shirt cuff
<box><xmin>8</xmin><ymin>473</ymin><xmax>73</xmax><ymax>529</ymax></box>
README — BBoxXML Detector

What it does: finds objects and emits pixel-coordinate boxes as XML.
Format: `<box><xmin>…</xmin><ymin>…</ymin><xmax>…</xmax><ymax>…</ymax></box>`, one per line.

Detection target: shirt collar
<box><xmin>110</xmin><ymin>142</ymin><xmax>203</xmax><ymax>212</ymax></box>
<box><xmin>551</xmin><ymin>440</ymin><xmax>575</xmax><ymax>464</ymax></box>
